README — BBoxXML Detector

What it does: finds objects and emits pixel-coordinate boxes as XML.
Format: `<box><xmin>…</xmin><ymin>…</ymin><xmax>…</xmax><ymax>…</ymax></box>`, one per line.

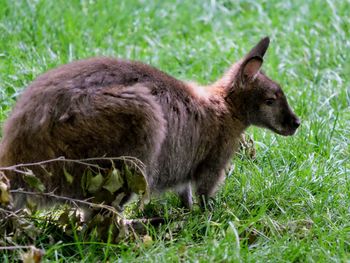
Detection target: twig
<box><xmin>0</xmin><ymin>171</ymin><xmax>10</xmax><ymax>183</ymax></box>
<box><xmin>0</xmin><ymin>245</ymin><xmax>36</xmax><ymax>251</ymax></box>
<box><xmin>0</xmin><ymin>157</ymin><xmax>101</xmax><ymax>171</ymax></box>
<box><xmin>9</xmin><ymin>189</ymin><xmax>124</xmax><ymax>218</ymax></box>
<box><xmin>0</xmin><ymin>156</ymin><xmax>147</xmax><ymax>183</ymax></box>
<box><xmin>0</xmin><ymin>207</ymin><xmax>21</xmax><ymax>219</ymax></box>
<box><xmin>0</xmin><ymin>156</ymin><xmax>145</xmax><ymax>171</ymax></box>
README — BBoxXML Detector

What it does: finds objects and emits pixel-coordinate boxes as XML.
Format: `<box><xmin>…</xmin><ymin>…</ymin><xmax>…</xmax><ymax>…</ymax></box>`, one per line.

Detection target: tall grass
<box><xmin>0</xmin><ymin>0</ymin><xmax>349</xmax><ymax>261</ymax></box>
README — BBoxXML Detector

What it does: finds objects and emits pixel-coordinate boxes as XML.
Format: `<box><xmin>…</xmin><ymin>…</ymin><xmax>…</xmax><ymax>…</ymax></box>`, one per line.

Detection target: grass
<box><xmin>0</xmin><ymin>0</ymin><xmax>349</xmax><ymax>261</ymax></box>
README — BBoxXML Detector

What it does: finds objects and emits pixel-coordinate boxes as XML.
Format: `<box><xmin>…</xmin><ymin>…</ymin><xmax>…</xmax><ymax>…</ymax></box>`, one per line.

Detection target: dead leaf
<box><xmin>123</xmin><ymin>165</ymin><xmax>147</xmax><ymax>195</ymax></box>
<box><xmin>142</xmin><ymin>235</ymin><xmax>153</xmax><ymax>248</ymax></box>
<box><xmin>239</xmin><ymin>134</ymin><xmax>256</xmax><ymax>159</ymax></box>
<box><xmin>21</xmin><ymin>246</ymin><xmax>44</xmax><ymax>263</ymax></box>
<box><xmin>0</xmin><ymin>181</ymin><xmax>11</xmax><ymax>205</ymax></box>
<box><xmin>103</xmin><ymin>168</ymin><xmax>124</xmax><ymax>194</ymax></box>
<box><xmin>87</xmin><ymin>172</ymin><xmax>104</xmax><ymax>194</ymax></box>
<box><xmin>23</xmin><ymin>170</ymin><xmax>45</xmax><ymax>192</ymax></box>
<box><xmin>63</xmin><ymin>167</ymin><xmax>74</xmax><ymax>184</ymax></box>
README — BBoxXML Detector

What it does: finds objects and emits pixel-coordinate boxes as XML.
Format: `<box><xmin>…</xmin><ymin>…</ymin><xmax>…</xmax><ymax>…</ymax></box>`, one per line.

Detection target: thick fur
<box><xmin>0</xmin><ymin>37</ymin><xmax>300</xmax><ymax>209</ymax></box>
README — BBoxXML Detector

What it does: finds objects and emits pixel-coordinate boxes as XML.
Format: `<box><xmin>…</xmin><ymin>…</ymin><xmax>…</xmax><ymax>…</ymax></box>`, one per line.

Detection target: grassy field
<box><xmin>0</xmin><ymin>0</ymin><xmax>349</xmax><ymax>262</ymax></box>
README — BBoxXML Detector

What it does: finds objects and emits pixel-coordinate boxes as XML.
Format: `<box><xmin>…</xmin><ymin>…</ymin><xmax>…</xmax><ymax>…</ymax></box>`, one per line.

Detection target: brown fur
<box><xmin>0</xmin><ymin>37</ymin><xmax>300</xmax><ymax>209</ymax></box>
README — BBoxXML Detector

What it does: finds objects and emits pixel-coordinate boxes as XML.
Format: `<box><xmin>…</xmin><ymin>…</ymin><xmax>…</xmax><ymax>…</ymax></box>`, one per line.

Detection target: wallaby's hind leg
<box><xmin>1</xmin><ymin>84</ymin><xmax>166</xmax><ymax>211</ymax></box>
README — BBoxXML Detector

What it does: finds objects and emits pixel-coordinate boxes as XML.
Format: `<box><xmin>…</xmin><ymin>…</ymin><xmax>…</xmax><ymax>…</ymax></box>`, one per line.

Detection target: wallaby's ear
<box><xmin>240</xmin><ymin>37</ymin><xmax>270</xmax><ymax>81</ymax></box>
<box><xmin>241</xmin><ymin>56</ymin><xmax>263</xmax><ymax>80</ymax></box>
<box><xmin>246</xmin><ymin>36</ymin><xmax>270</xmax><ymax>59</ymax></box>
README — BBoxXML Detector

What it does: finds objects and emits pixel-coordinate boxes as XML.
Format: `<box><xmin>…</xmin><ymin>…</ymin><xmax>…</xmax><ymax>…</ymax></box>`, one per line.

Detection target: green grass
<box><xmin>0</xmin><ymin>0</ymin><xmax>349</xmax><ymax>261</ymax></box>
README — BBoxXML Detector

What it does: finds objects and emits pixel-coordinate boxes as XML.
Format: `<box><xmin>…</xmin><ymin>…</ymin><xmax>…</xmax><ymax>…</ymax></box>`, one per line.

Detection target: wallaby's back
<box><xmin>0</xmin><ymin>57</ymin><xmax>228</xmax><ymax>200</ymax></box>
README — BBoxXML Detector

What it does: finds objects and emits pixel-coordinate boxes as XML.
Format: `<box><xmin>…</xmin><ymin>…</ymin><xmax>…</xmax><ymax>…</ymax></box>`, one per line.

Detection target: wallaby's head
<box><xmin>222</xmin><ymin>37</ymin><xmax>300</xmax><ymax>136</ymax></box>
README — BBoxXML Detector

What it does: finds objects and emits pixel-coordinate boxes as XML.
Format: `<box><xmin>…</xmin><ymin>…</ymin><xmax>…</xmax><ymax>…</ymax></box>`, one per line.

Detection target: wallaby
<box><xmin>0</xmin><ymin>37</ymin><xmax>300</xmax><ymax>211</ymax></box>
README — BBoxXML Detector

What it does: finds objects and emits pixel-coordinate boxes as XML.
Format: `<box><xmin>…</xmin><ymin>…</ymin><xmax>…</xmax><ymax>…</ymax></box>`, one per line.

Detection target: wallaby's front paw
<box><xmin>179</xmin><ymin>198</ymin><xmax>193</xmax><ymax>210</ymax></box>
<box><xmin>177</xmin><ymin>184</ymin><xmax>193</xmax><ymax>210</ymax></box>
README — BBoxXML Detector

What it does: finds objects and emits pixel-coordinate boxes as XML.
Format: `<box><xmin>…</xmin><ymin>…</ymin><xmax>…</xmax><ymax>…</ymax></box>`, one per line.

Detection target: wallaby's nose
<box><xmin>292</xmin><ymin>117</ymin><xmax>301</xmax><ymax>129</ymax></box>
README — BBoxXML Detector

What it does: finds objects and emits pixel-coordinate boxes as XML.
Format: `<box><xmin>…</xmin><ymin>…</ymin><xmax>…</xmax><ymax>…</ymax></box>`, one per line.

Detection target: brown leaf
<box><xmin>0</xmin><ymin>181</ymin><xmax>11</xmax><ymax>205</ymax></box>
<box><xmin>21</xmin><ymin>246</ymin><xmax>44</xmax><ymax>263</ymax></box>
<box><xmin>239</xmin><ymin>134</ymin><xmax>256</xmax><ymax>159</ymax></box>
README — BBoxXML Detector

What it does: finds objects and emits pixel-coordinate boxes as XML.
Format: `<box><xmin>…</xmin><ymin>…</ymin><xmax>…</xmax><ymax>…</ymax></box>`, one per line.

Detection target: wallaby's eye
<box><xmin>265</xmin><ymin>99</ymin><xmax>275</xmax><ymax>106</ymax></box>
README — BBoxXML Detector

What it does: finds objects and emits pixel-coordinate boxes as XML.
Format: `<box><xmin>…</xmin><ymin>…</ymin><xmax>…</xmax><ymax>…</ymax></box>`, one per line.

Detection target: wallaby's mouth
<box><xmin>275</xmin><ymin>116</ymin><xmax>301</xmax><ymax>136</ymax></box>
<box><xmin>269</xmin><ymin>124</ymin><xmax>300</xmax><ymax>136</ymax></box>
<box><xmin>279</xmin><ymin>128</ymin><xmax>299</xmax><ymax>136</ymax></box>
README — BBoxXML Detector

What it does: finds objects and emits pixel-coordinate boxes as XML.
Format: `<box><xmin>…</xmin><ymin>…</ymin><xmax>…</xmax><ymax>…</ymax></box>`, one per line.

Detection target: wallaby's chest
<box><xmin>146</xmin><ymin>89</ymin><xmax>219</xmax><ymax>189</ymax></box>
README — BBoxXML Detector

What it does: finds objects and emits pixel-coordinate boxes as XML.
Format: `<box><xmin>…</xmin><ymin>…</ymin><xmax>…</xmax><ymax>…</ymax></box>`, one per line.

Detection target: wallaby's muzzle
<box><xmin>278</xmin><ymin>108</ymin><xmax>301</xmax><ymax>136</ymax></box>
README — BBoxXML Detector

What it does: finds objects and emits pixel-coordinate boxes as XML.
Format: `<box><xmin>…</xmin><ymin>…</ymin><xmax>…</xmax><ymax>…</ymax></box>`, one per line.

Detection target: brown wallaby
<box><xmin>0</xmin><ymin>37</ymin><xmax>300</xmax><ymax>211</ymax></box>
